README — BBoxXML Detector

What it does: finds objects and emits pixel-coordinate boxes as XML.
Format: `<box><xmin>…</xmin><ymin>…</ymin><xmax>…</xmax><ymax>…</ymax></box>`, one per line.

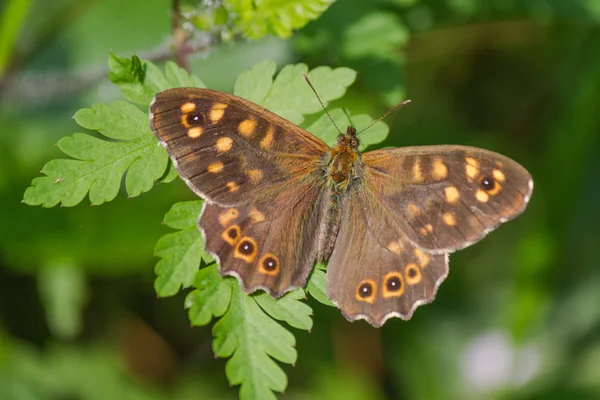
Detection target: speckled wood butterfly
<box><xmin>149</xmin><ymin>87</ymin><xmax>533</xmax><ymax>327</ymax></box>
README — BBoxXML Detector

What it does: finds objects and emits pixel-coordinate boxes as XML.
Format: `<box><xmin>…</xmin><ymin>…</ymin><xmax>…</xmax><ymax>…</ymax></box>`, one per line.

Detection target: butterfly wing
<box><xmin>327</xmin><ymin>186</ymin><xmax>449</xmax><ymax>327</ymax></box>
<box><xmin>150</xmin><ymin>88</ymin><xmax>329</xmax><ymax>206</ymax></box>
<box><xmin>150</xmin><ymin>88</ymin><xmax>332</xmax><ymax>295</ymax></box>
<box><xmin>362</xmin><ymin>145</ymin><xmax>533</xmax><ymax>253</ymax></box>
<box><xmin>199</xmin><ymin>181</ymin><xmax>328</xmax><ymax>297</ymax></box>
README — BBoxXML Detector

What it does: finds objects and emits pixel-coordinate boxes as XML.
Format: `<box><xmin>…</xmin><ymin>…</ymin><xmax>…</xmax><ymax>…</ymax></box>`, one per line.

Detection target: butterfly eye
<box><xmin>350</xmin><ymin>138</ymin><xmax>359</xmax><ymax>148</ymax></box>
<box><xmin>386</xmin><ymin>276</ymin><xmax>402</xmax><ymax>292</ymax></box>
<box><xmin>186</xmin><ymin>112</ymin><xmax>205</xmax><ymax>127</ymax></box>
<box><xmin>258</xmin><ymin>254</ymin><xmax>280</xmax><ymax>276</ymax></box>
<box><xmin>359</xmin><ymin>283</ymin><xmax>373</xmax><ymax>297</ymax></box>
<box><xmin>355</xmin><ymin>279</ymin><xmax>377</xmax><ymax>303</ymax></box>
<box><xmin>479</xmin><ymin>176</ymin><xmax>496</xmax><ymax>191</ymax></box>
<box><xmin>382</xmin><ymin>272</ymin><xmax>405</xmax><ymax>298</ymax></box>
<box><xmin>234</xmin><ymin>237</ymin><xmax>258</xmax><ymax>263</ymax></box>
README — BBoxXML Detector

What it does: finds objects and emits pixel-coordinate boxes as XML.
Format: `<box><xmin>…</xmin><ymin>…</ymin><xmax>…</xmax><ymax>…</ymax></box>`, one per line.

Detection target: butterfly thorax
<box><xmin>327</xmin><ymin>126</ymin><xmax>360</xmax><ymax>189</ymax></box>
<box><xmin>317</xmin><ymin>126</ymin><xmax>362</xmax><ymax>262</ymax></box>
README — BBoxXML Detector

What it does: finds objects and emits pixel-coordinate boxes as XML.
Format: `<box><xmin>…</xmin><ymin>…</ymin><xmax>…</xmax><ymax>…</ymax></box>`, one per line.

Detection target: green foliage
<box><xmin>342</xmin><ymin>11</ymin><xmax>409</xmax><ymax>60</ymax></box>
<box><xmin>23</xmin><ymin>102</ymin><xmax>168</xmax><ymax>207</ymax></box>
<box><xmin>227</xmin><ymin>0</ymin><xmax>335</xmax><ymax>39</ymax></box>
<box><xmin>306</xmin><ymin>267</ymin><xmax>335</xmax><ymax>307</ymax></box>
<box><xmin>182</xmin><ymin>0</ymin><xmax>335</xmax><ymax>41</ymax></box>
<box><xmin>185</xmin><ymin>264</ymin><xmax>309</xmax><ymax>399</ymax></box>
<box><xmin>154</xmin><ymin>201</ymin><xmax>211</xmax><ymax>297</ymax></box>
<box><xmin>23</xmin><ymin>56</ymin><xmax>204</xmax><ymax>207</ymax></box>
<box><xmin>236</xmin><ymin>59</ymin><xmax>357</xmax><ymax>125</ymax></box>
<box><xmin>108</xmin><ymin>53</ymin><xmax>205</xmax><ymax>106</ymax></box>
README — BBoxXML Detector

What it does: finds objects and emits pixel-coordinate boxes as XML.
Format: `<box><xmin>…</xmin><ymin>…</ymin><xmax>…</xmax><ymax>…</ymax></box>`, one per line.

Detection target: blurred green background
<box><xmin>2</xmin><ymin>0</ymin><xmax>600</xmax><ymax>399</ymax></box>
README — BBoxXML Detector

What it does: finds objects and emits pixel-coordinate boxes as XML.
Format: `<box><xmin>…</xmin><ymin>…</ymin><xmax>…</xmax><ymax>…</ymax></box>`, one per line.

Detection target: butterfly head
<box><xmin>337</xmin><ymin>126</ymin><xmax>359</xmax><ymax>150</ymax></box>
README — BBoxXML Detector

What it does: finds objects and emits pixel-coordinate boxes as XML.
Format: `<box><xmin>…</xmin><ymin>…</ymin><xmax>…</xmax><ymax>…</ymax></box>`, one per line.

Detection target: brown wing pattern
<box><xmin>199</xmin><ymin>181</ymin><xmax>328</xmax><ymax>296</ymax></box>
<box><xmin>327</xmin><ymin>186</ymin><xmax>449</xmax><ymax>327</ymax></box>
<box><xmin>150</xmin><ymin>88</ymin><xmax>329</xmax><ymax>206</ymax></box>
<box><xmin>362</xmin><ymin>145</ymin><xmax>533</xmax><ymax>253</ymax></box>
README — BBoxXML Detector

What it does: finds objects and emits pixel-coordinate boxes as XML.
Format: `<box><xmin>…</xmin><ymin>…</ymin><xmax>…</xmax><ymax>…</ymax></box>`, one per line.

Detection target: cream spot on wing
<box><xmin>412</xmin><ymin>159</ymin><xmax>424</xmax><ymax>182</ymax></box>
<box><xmin>414</xmin><ymin>248</ymin><xmax>430</xmax><ymax>268</ymax></box>
<box><xmin>238</xmin><ymin>118</ymin><xmax>257</xmax><ymax>137</ymax></box>
<box><xmin>260</xmin><ymin>126</ymin><xmax>275</xmax><ymax>149</ymax></box>
<box><xmin>466</xmin><ymin>164</ymin><xmax>478</xmax><ymax>180</ymax></box>
<box><xmin>207</xmin><ymin>162</ymin><xmax>223</xmax><ymax>173</ymax></box>
<box><xmin>432</xmin><ymin>158</ymin><xmax>448</xmax><ymax>180</ymax></box>
<box><xmin>219</xmin><ymin>208</ymin><xmax>239</xmax><ymax>227</ymax></box>
<box><xmin>466</xmin><ymin>157</ymin><xmax>479</xmax><ymax>166</ymax></box>
<box><xmin>210</xmin><ymin>103</ymin><xmax>227</xmax><ymax>123</ymax></box>
<box><xmin>419</xmin><ymin>224</ymin><xmax>433</xmax><ymax>236</ymax></box>
<box><xmin>442</xmin><ymin>212</ymin><xmax>456</xmax><ymax>226</ymax></box>
<box><xmin>407</xmin><ymin>203</ymin><xmax>421</xmax><ymax>216</ymax></box>
<box><xmin>444</xmin><ymin>186</ymin><xmax>460</xmax><ymax>204</ymax></box>
<box><xmin>465</xmin><ymin>157</ymin><xmax>479</xmax><ymax>180</ymax></box>
<box><xmin>476</xmin><ymin>189</ymin><xmax>489</xmax><ymax>203</ymax></box>
<box><xmin>181</xmin><ymin>115</ymin><xmax>191</xmax><ymax>128</ymax></box>
<box><xmin>180</xmin><ymin>102</ymin><xmax>196</xmax><ymax>113</ymax></box>
<box><xmin>226</xmin><ymin>181</ymin><xmax>239</xmax><ymax>192</ymax></box>
<box><xmin>387</xmin><ymin>240</ymin><xmax>404</xmax><ymax>255</ymax></box>
<box><xmin>249</xmin><ymin>207</ymin><xmax>265</xmax><ymax>223</ymax></box>
<box><xmin>493</xmin><ymin>169</ymin><xmax>506</xmax><ymax>182</ymax></box>
<box><xmin>215</xmin><ymin>137</ymin><xmax>233</xmax><ymax>152</ymax></box>
<box><xmin>187</xmin><ymin>127</ymin><xmax>203</xmax><ymax>138</ymax></box>
<box><xmin>245</xmin><ymin>169</ymin><xmax>263</xmax><ymax>183</ymax></box>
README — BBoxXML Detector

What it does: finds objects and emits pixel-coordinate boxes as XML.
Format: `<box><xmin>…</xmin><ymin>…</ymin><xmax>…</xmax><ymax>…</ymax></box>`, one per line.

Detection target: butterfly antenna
<box><xmin>302</xmin><ymin>72</ymin><xmax>343</xmax><ymax>135</ymax></box>
<box><xmin>356</xmin><ymin>99</ymin><xmax>412</xmax><ymax>135</ymax></box>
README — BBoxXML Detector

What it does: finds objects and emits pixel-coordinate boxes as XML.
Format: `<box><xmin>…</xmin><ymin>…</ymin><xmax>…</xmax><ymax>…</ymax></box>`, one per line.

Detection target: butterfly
<box><xmin>149</xmin><ymin>87</ymin><xmax>533</xmax><ymax>327</ymax></box>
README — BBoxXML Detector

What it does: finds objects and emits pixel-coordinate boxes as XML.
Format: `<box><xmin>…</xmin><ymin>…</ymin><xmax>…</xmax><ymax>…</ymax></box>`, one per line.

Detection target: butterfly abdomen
<box><xmin>317</xmin><ymin>191</ymin><xmax>343</xmax><ymax>262</ymax></box>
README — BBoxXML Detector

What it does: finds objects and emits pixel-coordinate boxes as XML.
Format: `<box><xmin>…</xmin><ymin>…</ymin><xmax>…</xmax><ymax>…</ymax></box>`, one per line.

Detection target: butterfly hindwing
<box><xmin>199</xmin><ymin>181</ymin><xmax>328</xmax><ymax>296</ymax></box>
<box><xmin>150</xmin><ymin>88</ymin><xmax>329</xmax><ymax>206</ymax></box>
<box><xmin>362</xmin><ymin>145</ymin><xmax>533</xmax><ymax>253</ymax></box>
<box><xmin>327</xmin><ymin>187</ymin><xmax>449</xmax><ymax>327</ymax></box>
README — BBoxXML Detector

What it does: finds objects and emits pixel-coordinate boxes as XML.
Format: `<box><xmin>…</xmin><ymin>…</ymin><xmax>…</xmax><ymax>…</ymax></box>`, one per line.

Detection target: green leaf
<box><xmin>154</xmin><ymin>201</ymin><xmax>211</xmax><ymax>297</ymax></box>
<box><xmin>108</xmin><ymin>54</ymin><xmax>205</xmax><ymax>105</ymax></box>
<box><xmin>254</xmin><ymin>290</ymin><xmax>313</xmax><ymax>330</ymax></box>
<box><xmin>234</xmin><ymin>59</ymin><xmax>277</xmax><ymax>104</ymax></box>
<box><xmin>108</xmin><ymin>53</ymin><xmax>167</xmax><ymax>105</ymax></box>
<box><xmin>165</xmin><ymin>61</ymin><xmax>206</xmax><ymax>89</ymax></box>
<box><xmin>343</xmin><ymin>11</ymin><xmax>409</xmax><ymax>60</ymax></box>
<box><xmin>162</xmin><ymin>200</ymin><xmax>204</xmax><ymax>230</ymax></box>
<box><xmin>158</xmin><ymin>160</ymin><xmax>179</xmax><ymax>183</ymax></box>
<box><xmin>262</xmin><ymin>64</ymin><xmax>357</xmax><ymax>125</ymax></box>
<box><xmin>23</xmin><ymin>102</ymin><xmax>169</xmax><ymax>207</ymax></box>
<box><xmin>227</xmin><ymin>0</ymin><xmax>335</xmax><ymax>39</ymax></box>
<box><xmin>307</xmin><ymin>268</ymin><xmax>335</xmax><ymax>307</ymax></box>
<box><xmin>306</xmin><ymin>108</ymin><xmax>389</xmax><ymax>149</ymax></box>
<box><xmin>213</xmin><ymin>283</ymin><xmax>298</xmax><ymax>400</ymax></box>
<box><xmin>186</xmin><ymin>265</ymin><xmax>233</xmax><ymax>326</ymax></box>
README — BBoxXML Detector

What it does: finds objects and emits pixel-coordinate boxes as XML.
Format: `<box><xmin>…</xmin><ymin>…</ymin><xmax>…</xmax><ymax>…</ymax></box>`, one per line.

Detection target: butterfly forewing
<box><xmin>363</xmin><ymin>145</ymin><xmax>533</xmax><ymax>253</ymax></box>
<box><xmin>150</xmin><ymin>88</ymin><xmax>328</xmax><ymax>206</ymax></box>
